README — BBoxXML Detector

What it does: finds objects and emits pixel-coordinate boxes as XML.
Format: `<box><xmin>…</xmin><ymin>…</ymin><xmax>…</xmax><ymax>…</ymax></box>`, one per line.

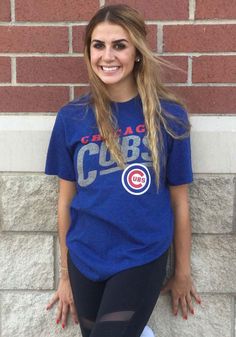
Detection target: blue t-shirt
<box><xmin>45</xmin><ymin>95</ymin><xmax>193</xmax><ymax>281</ymax></box>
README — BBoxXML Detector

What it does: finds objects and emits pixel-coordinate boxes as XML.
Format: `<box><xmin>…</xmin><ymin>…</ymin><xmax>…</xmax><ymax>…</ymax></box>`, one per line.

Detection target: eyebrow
<box><xmin>91</xmin><ymin>39</ymin><xmax>129</xmax><ymax>43</ymax></box>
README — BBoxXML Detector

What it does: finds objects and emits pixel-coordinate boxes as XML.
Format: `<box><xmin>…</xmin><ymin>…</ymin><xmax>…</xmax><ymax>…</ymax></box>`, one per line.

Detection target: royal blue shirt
<box><xmin>45</xmin><ymin>95</ymin><xmax>193</xmax><ymax>281</ymax></box>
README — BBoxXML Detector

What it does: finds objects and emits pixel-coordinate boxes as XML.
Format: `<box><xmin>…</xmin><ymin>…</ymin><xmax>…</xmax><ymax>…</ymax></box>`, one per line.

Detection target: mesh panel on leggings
<box><xmin>99</xmin><ymin>310</ymin><xmax>134</xmax><ymax>322</ymax></box>
<box><xmin>80</xmin><ymin>317</ymin><xmax>95</xmax><ymax>330</ymax></box>
<box><xmin>87</xmin><ymin>311</ymin><xmax>135</xmax><ymax>337</ymax></box>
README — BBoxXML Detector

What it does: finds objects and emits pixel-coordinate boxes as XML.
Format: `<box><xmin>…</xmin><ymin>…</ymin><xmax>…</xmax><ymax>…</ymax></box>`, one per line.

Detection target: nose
<box><xmin>102</xmin><ymin>46</ymin><xmax>115</xmax><ymax>62</ymax></box>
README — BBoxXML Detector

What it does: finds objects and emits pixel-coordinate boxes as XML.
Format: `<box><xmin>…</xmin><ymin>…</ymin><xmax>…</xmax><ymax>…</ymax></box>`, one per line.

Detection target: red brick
<box><xmin>17</xmin><ymin>57</ymin><xmax>88</xmax><ymax>84</ymax></box>
<box><xmin>196</xmin><ymin>0</ymin><xmax>236</xmax><ymax>19</ymax></box>
<box><xmin>0</xmin><ymin>58</ymin><xmax>11</xmax><ymax>82</ymax></box>
<box><xmin>105</xmin><ymin>0</ymin><xmax>188</xmax><ymax>20</ymax></box>
<box><xmin>0</xmin><ymin>27</ymin><xmax>68</xmax><ymax>53</ymax></box>
<box><xmin>164</xmin><ymin>25</ymin><xmax>236</xmax><ymax>52</ymax></box>
<box><xmin>0</xmin><ymin>0</ymin><xmax>10</xmax><ymax>21</ymax></box>
<box><xmin>192</xmin><ymin>56</ymin><xmax>236</xmax><ymax>83</ymax></box>
<box><xmin>73</xmin><ymin>24</ymin><xmax>157</xmax><ymax>53</ymax></box>
<box><xmin>73</xmin><ymin>26</ymin><xmax>86</xmax><ymax>53</ymax></box>
<box><xmin>15</xmin><ymin>0</ymin><xmax>99</xmax><ymax>21</ymax></box>
<box><xmin>160</xmin><ymin>56</ymin><xmax>188</xmax><ymax>83</ymax></box>
<box><xmin>146</xmin><ymin>25</ymin><xmax>157</xmax><ymax>52</ymax></box>
<box><xmin>0</xmin><ymin>87</ymin><xmax>69</xmax><ymax>112</ymax></box>
<box><xmin>171</xmin><ymin>87</ymin><xmax>236</xmax><ymax>114</ymax></box>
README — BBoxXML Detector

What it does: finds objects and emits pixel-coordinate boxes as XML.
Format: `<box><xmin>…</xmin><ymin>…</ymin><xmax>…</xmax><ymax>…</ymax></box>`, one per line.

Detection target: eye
<box><xmin>92</xmin><ymin>42</ymin><xmax>104</xmax><ymax>49</ymax></box>
<box><xmin>113</xmin><ymin>43</ymin><xmax>126</xmax><ymax>50</ymax></box>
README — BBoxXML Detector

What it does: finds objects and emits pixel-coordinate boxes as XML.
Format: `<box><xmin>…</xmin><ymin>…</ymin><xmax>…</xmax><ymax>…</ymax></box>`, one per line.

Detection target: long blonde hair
<box><xmin>83</xmin><ymin>4</ymin><xmax>190</xmax><ymax>188</ymax></box>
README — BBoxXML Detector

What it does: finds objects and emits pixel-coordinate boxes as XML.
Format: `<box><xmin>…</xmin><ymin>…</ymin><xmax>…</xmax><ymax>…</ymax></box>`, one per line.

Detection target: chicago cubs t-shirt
<box><xmin>45</xmin><ymin>95</ymin><xmax>193</xmax><ymax>281</ymax></box>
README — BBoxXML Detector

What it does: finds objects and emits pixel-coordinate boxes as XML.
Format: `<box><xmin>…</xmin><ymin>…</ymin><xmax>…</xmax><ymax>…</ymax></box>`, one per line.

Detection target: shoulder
<box><xmin>160</xmin><ymin>99</ymin><xmax>191</xmax><ymax>136</ymax></box>
<box><xmin>58</xmin><ymin>94</ymin><xmax>94</xmax><ymax>123</ymax></box>
<box><xmin>160</xmin><ymin>99</ymin><xmax>189</xmax><ymax>122</ymax></box>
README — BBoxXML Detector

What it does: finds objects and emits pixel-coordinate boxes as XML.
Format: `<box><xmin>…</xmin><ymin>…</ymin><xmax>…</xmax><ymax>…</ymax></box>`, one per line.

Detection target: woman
<box><xmin>45</xmin><ymin>4</ymin><xmax>201</xmax><ymax>337</ymax></box>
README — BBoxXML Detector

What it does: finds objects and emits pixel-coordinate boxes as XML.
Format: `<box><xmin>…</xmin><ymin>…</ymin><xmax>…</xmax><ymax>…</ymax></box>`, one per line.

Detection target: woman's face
<box><xmin>90</xmin><ymin>22</ymin><xmax>137</xmax><ymax>96</ymax></box>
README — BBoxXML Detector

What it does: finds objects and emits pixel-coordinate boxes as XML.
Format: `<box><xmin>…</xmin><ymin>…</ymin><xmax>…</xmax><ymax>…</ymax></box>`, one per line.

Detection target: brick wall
<box><xmin>0</xmin><ymin>0</ymin><xmax>236</xmax><ymax>114</ymax></box>
<box><xmin>0</xmin><ymin>1</ymin><xmax>236</xmax><ymax>337</ymax></box>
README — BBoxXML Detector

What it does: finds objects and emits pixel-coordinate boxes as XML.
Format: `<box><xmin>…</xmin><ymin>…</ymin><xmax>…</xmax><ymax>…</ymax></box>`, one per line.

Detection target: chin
<box><xmin>100</xmin><ymin>77</ymin><xmax>122</xmax><ymax>85</ymax></box>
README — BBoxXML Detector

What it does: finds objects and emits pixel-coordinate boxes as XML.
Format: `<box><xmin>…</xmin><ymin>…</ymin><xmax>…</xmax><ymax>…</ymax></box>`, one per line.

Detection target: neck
<box><xmin>106</xmin><ymin>80</ymin><xmax>138</xmax><ymax>102</ymax></box>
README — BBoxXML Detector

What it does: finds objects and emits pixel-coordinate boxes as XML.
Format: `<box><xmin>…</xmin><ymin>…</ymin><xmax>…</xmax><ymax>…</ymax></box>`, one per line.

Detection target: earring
<box><xmin>135</xmin><ymin>56</ymin><xmax>141</xmax><ymax>62</ymax></box>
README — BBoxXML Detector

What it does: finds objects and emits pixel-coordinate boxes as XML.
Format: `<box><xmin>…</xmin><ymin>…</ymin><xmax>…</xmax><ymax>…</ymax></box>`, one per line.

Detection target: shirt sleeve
<box><xmin>45</xmin><ymin>111</ymin><xmax>76</xmax><ymax>181</ymax></box>
<box><xmin>165</xmin><ymin>106</ymin><xmax>193</xmax><ymax>186</ymax></box>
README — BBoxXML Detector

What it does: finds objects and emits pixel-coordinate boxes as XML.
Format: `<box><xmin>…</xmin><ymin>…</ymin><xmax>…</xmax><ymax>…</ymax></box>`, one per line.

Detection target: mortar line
<box><xmin>72</xmin><ymin>86</ymin><xmax>76</xmax><ymax>100</ymax></box>
<box><xmin>99</xmin><ymin>0</ymin><xmax>105</xmax><ymax>6</ymax></box>
<box><xmin>2</xmin><ymin>52</ymin><xmax>236</xmax><ymax>57</ymax></box>
<box><xmin>0</xmin><ymin>83</ymin><xmax>89</xmax><ymax>87</ymax></box>
<box><xmin>10</xmin><ymin>0</ymin><xmax>15</xmax><ymax>22</ymax></box>
<box><xmin>1</xmin><ymin>19</ymin><xmax>236</xmax><ymax>26</ymax></box>
<box><xmin>69</xmin><ymin>86</ymin><xmax>74</xmax><ymax>101</ymax></box>
<box><xmin>157</xmin><ymin>24</ymin><xmax>163</xmax><ymax>54</ymax></box>
<box><xmin>188</xmin><ymin>56</ymin><xmax>193</xmax><ymax>85</ymax></box>
<box><xmin>189</xmin><ymin>0</ymin><xmax>196</xmax><ymax>20</ymax></box>
<box><xmin>145</xmin><ymin>19</ymin><xmax>236</xmax><ymax>25</ymax></box>
<box><xmin>11</xmin><ymin>57</ymin><xmax>16</xmax><ymax>84</ymax></box>
<box><xmin>0</xmin><ymin>21</ymin><xmax>88</xmax><ymax>26</ymax></box>
<box><xmin>0</xmin><ymin>53</ymin><xmax>85</xmax><ymax>57</ymax></box>
<box><xmin>68</xmin><ymin>25</ymin><xmax>73</xmax><ymax>54</ymax></box>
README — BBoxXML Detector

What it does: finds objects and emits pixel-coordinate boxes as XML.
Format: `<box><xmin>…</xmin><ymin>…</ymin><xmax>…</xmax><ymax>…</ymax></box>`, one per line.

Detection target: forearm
<box><xmin>58</xmin><ymin>201</ymin><xmax>71</xmax><ymax>270</ymax></box>
<box><xmin>173</xmin><ymin>205</ymin><xmax>192</xmax><ymax>275</ymax></box>
<box><xmin>57</xmin><ymin>179</ymin><xmax>76</xmax><ymax>276</ymax></box>
<box><xmin>170</xmin><ymin>184</ymin><xmax>192</xmax><ymax>276</ymax></box>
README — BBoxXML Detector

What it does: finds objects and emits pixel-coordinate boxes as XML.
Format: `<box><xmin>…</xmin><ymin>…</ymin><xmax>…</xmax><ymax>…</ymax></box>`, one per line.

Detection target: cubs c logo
<box><xmin>121</xmin><ymin>163</ymin><xmax>151</xmax><ymax>195</ymax></box>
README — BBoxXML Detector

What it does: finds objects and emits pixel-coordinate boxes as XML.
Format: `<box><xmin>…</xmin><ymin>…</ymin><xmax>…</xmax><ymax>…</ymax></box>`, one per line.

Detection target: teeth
<box><xmin>101</xmin><ymin>66</ymin><xmax>119</xmax><ymax>72</ymax></box>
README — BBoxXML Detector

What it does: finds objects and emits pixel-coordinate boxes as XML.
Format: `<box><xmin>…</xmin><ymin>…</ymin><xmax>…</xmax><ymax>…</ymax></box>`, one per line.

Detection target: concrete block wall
<box><xmin>0</xmin><ymin>157</ymin><xmax>236</xmax><ymax>337</ymax></box>
<box><xmin>0</xmin><ymin>1</ymin><xmax>236</xmax><ymax>337</ymax></box>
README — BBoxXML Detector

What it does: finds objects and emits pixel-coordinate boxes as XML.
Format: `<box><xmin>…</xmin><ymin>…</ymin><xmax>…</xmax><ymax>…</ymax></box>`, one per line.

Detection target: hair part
<box><xmin>83</xmin><ymin>4</ymin><xmax>190</xmax><ymax>188</ymax></box>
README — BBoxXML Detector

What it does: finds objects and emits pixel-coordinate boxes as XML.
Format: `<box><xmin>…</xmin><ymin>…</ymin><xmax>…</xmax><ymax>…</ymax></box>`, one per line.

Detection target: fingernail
<box><xmin>197</xmin><ymin>300</ymin><xmax>201</xmax><ymax>304</ymax></box>
<box><xmin>191</xmin><ymin>309</ymin><xmax>194</xmax><ymax>315</ymax></box>
<box><xmin>184</xmin><ymin>316</ymin><xmax>188</xmax><ymax>320</ymax></box>
<box><xmin>56</xmin><ymin>319</ymin><xmax>59</xmax><ymax>324</ymax></box>
<box><xmin>174</xmin><ymin>312</ymin><xmax>177</xmax><ymax>316</ymax></box>
<box><xmin>62</xmin><ymin>324</ymin><xmax>65</xmax><ymax>329</ymax></box>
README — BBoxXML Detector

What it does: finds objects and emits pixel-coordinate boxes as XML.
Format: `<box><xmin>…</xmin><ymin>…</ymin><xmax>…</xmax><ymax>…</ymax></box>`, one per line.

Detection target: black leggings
<box><xmin>67</xmin><ymin>249</ymin><xmax>168</xmax><ymax>337</ymax></box>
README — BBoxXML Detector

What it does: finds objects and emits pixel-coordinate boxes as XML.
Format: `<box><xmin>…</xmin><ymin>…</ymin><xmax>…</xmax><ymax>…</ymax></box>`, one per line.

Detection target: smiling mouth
<box><xmin>100</xmin><ymin>66</ymin><xmax>120</xmax><ymax>72</ymax></box>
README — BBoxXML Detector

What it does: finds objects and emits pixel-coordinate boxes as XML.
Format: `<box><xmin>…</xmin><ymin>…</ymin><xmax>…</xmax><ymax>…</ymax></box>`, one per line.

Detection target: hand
<box><xmin>161</xmin><ymin>273</ymin><xmax>201</xmax><ymax>319</ymax></box>
<box><xmin>46</xmin><ymin>276</ymin><xmax>79</xmax><ymax>329</ymax></box>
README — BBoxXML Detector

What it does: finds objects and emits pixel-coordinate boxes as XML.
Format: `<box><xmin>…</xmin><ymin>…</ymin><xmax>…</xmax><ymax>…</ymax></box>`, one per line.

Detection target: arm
<box><xmin>58</xmin><ymin>178</ymin><xmax>76</xmax><ymax>274</ymax></box>
<box><xmin>46</xmin><ymin>178</ymin><xmax>78</xmax><ymax>328</ymax></box>
<box><xmin>171</xmin><ymin>184</ymin><xmax>191</xmax><ymax>276</ymax></box>
<box><xmin>161</xmin><ymin>184</ymin><xmax>201</xmax><ymax>318</ymax></box>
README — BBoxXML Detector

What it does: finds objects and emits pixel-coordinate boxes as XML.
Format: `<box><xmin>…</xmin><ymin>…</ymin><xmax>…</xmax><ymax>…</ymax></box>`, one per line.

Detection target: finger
<box><xmin>186</xmin><ymin>294</ymin><xmax>194</xmax><ymax>315</ymax></box>
<box><xmin>56</xmin><ymin>300</ymin><xmax>63</xmax><ymax>325</ymax></box>
<box><xmin>172</xmin><ymin>296</ymin><xmax>179</xmax><ymax>316</ymax></box>
<box><xmin>70</xmin><ymin>303</ymin><xmax>79</xmax><ymax>324</ymax></box>
<box><xmin>61</xmin><ymin>303</ymin><xmax>69</xmax><ymax>329</ymax></box>
<box><xmin>180</xmin><ymin>297</ymin><xmax>188</xmax><ymax>320</ymax></box>
<box><xmin>46</xmin><ymin>293</ymin><xmax>59</xmax><ymax>310</ymax></box>
<box><xmin>191</xmin><ymin>285</ymin><xmax>202</xmax><ymax>304</ymax></box>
